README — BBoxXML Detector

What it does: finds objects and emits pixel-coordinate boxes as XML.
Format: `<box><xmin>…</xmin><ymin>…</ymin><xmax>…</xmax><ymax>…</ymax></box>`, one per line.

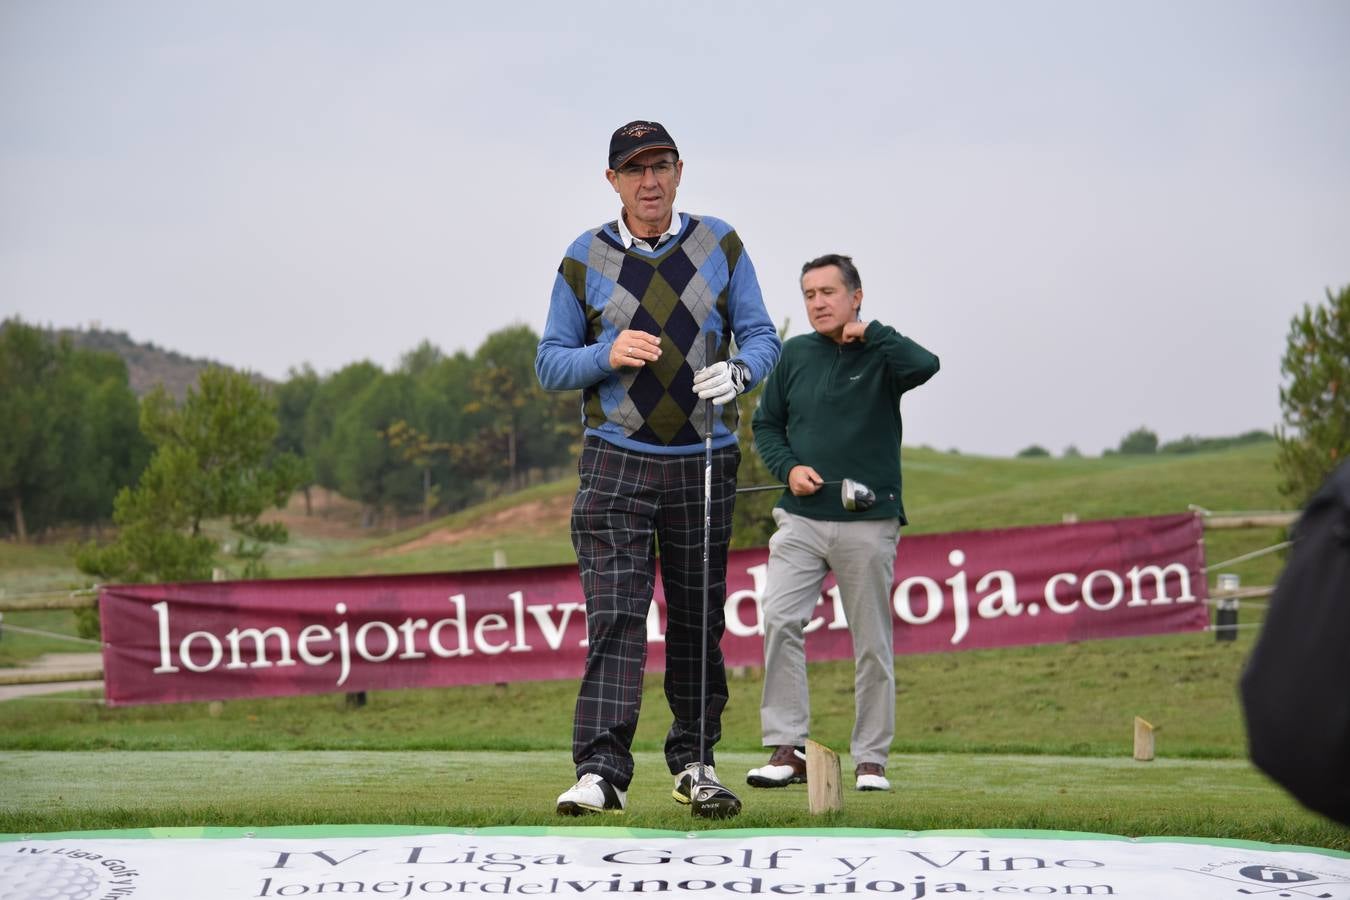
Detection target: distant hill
<box><xmin>56</xmin><ymin>327</ymin><xmax>261</xmax><ymax>400</ymax></box>
<box><xmin>269</xmin><ymin>441</ymin><xmax>1289</xmax><ymax>584</ymax></box>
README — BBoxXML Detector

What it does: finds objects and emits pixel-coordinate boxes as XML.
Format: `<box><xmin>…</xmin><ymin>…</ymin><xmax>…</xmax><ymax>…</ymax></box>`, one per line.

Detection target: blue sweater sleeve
<box><xmin>726</xmin><ymin>249</ymin><xmax>781</xmax><ymax>386</ymax></box>
<box><xmin>535</xmin><ymin>270</ymin><xmax>614</xmax><ymax>391</ymax></box>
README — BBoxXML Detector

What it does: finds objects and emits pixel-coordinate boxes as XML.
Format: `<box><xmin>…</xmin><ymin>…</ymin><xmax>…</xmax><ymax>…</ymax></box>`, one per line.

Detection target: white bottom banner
<box><xmin>2</xmin><ymin>828</ymin><xmax>1348</xmax><ymax>900</ymax></box>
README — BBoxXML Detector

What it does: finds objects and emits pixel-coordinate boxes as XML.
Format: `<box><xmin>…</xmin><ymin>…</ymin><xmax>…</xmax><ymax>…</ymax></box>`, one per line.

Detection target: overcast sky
<box><xmin>2</xmin><ymin>1</ymin><xmax>1347</xmax><ymax>457</ymax></box>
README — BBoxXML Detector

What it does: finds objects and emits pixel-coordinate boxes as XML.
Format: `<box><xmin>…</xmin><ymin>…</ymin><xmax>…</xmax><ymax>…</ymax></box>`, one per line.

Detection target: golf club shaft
<box><xmin>736</xmin><ymin>479</ymin><xmax>846</xmax><ymax>494</ymax></box>
<box><xmin>698</xmin><ymin>330</ymin><xmax>715</xmax><ymax>773</ymax></box>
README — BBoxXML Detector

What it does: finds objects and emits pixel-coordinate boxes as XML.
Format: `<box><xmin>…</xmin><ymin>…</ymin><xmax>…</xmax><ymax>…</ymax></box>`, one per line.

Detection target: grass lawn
<box><xmin>5</xmin><ymin>611</ymin><xmax>1344</xmax><ymax>848</ymax></box>
<box><xmin>1</xmin><ymin>750</ymin><xmax>1340</xmax><ymax>851</ymax></box>
<box><xmin>3</xmin><ymin>440</ymin><xmax>1336</xmax><ymax>848</ymax></box>
<box><xmin>0</xmin><ymin>625</ymin><xmax>1267</xmax><ymax>758</ymax></box>
<box><xmin>0</xmin><ymin>610</ymin><xmax>93</xmax><ymax>667</ymax></box>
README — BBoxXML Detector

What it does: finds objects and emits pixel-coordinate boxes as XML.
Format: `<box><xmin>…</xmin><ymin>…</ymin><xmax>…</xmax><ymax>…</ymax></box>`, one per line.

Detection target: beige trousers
<box><xmin>758</xmin><ymin>508</ymin><xmax>901</xmax><ymax>765</ymax></box>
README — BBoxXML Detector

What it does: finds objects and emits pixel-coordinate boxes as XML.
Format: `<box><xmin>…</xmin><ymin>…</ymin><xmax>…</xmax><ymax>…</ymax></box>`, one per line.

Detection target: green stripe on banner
<box><xmin>2</xmin><ymin>825</ymin><xmax>1347</xmax><ymax>860</ymax></box>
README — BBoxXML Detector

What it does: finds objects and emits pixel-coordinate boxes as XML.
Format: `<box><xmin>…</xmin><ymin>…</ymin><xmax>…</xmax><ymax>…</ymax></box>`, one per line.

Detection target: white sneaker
<box><xmin>556</xmin><ymin>773</ymin><xmax>626</xmax><ymax>815</ymax></box>
<box><xmin>855</xmin><ymin>762</ymin><xmax>891</xmax><ymax>792</ymax></box>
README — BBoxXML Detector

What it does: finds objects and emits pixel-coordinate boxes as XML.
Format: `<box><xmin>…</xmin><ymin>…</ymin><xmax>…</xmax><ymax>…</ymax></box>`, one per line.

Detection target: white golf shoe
<box><xmin>674</xmin><ymin>763</ymin><xmax>742</xmax><ymax>818</ymax></box>
<box><xmin>855</xmin><ymin>762</ymin><xmax>891</xmax><ymax>791</ymax></box>
<box><xmin>746</xmin><ymin>745</ymin><xmax>807</xmax><ymax>788</ymax></box>
<box><xmin>672</xmin><ymin>763</ymin><xmax>718</xmax><ymax>804</ymax></box>
<box><xmin>556</xmin><ymin>773</ymin><xmax>626</xmax><ymax>815</ymax></box>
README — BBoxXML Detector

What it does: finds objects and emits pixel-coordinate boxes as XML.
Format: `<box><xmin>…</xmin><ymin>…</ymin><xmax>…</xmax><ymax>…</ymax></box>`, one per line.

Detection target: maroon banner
<box><xmin>100</xmin><ymin>513</ymin><xmax>1208</xmax><ymax>706</ymax></box>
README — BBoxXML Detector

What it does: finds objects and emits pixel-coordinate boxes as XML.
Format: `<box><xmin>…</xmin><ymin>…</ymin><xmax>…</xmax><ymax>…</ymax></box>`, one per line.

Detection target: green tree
<box><xmin>274</xmin><ymin>366</ymin><xmax>320</xmax><ymax>514</ymax></box>
<box><xmin>464</xmin><ymin>325</ymin><xmax>571</xmax><ymax>491</ymax></box>
<box><xmin>1277</xmin><ymin>285</ymin><xmax>1350</xmax><ymax>504</ymax></box>
<box><xmin>0</xmin><ymin>320</ymin><xmax>148</xmax><ymax>539</ymax></box>
<box><xmin>51</xmin><ymin>348</ymin><xmax>152</xmax><ymax>529</ymax></box>
<box><xmin>416</xmin><ymin>350</ymin><xmax>482</xmax><ymax>511</ymax></box>
<box><xmin>382</xmin><ymin>419</ymin><xmax>455</xmax><ymax>521</ymax></box>
<box><xmin>78</xmin><ymin>367</ymin><xmax>306</xmax><ymax>582</ymax></box>
<box><xmin>331</xmin><ymin>372</ymin><xmax>423</xmax><ymax>523</ymax></box>
<box><xmin>0</xmin><ymin>321</ymin><xmax>63</xmax><ymax>540</ymax></box>
<box><xmin>399</xmin><ymin>340</ymin><xmax>446</xmax><ymax>379</ymax></box>
<box><xmin>1016</xmin><ymin>444</ymin><xmax>1050</xmax><ymax>458</ymax></box>
<box><xmin>1160</xmin><ymin>430</ymin><xmax>1273</xmax><ymax>455</ymax></box>
<box><xmin>306</xmin><ymin>361</ymin><xmax>382</xmax><ymax>493</ymax></box>
<box><xmin>1117</xmin><ymin>426</ymin><xmax>1159</xmax><ymax>455</ymax></box>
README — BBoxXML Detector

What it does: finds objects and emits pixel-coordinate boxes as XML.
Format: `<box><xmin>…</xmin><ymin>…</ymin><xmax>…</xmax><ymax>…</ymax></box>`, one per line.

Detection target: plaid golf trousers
<box><xmin>570</xmin><ymin>436</ymin><xmax>741</xmax><ymax>791</ymax></box>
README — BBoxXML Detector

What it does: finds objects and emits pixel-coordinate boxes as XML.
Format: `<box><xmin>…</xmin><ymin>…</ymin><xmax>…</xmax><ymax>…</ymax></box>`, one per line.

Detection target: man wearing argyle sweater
<box><xmin>537</xmin><ymin>121</ymin><xmax>780</xmax><ymax>816</ymax></box>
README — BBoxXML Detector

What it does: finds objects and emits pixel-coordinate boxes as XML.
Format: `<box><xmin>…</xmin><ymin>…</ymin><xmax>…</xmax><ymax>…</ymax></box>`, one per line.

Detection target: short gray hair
<box><xmin>801</xmin><ymin>253</ymin><xmax>862</xmax><ymax>294</ymax></box>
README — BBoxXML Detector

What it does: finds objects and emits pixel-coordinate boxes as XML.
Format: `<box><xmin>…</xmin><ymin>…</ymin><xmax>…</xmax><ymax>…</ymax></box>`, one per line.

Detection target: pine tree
<box><xmin>78</xmin><ymin>367</ymin><xmax>305</xmax><ymax>582</ymax></box>
<box><xmin>1277</xmin><ymin>285</ymin><xmax>1350</xmax><ymax>505</ymax></box>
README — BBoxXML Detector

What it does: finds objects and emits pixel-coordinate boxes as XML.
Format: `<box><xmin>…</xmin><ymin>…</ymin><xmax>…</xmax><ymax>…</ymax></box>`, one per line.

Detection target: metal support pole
<box><xmin>1215</xmin><ymin>573</ymin><xmax>1240</xmax><ymax>642</ymax></box>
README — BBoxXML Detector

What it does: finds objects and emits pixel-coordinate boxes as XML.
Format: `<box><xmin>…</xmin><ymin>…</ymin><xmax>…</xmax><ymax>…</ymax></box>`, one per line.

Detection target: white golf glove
<box><xmin>692</xmin><ymin>359</ymin><xmax>751</xmax><ymax>406</ymax></box>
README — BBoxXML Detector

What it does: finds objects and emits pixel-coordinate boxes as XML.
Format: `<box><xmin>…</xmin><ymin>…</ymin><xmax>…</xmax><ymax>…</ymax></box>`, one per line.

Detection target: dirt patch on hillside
<box><xmin>381</xmin><ymin>493</ymin><xmax>574</xmax><ymax>555</ymax></box>
<box><xmin>260</xmin><ymin>490</ymin><xmax>377</xmax><ymax>540</ymax></box>
<box><xmin>261</xmin><ymin>486</ymin><xmax>576</xmax><ymax>550</ymax></box>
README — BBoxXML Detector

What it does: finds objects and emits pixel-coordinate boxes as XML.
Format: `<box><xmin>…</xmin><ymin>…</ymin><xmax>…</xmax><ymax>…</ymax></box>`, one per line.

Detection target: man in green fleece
<box><xmin>747</xmin><ymin>253</ymin><xmax>939</xmax><ymax>793</ymax></box>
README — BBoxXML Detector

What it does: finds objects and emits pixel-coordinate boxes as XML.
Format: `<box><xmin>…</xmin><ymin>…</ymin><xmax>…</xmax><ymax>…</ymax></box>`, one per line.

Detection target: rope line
<box><xmin>0</xmin><ymin>624</ymin><xmax>99</xmax><ymax>644</ymax></box>
<box><xmin>1205</xmin><ymin>542</ymin><xmax>1293</xmax><ymax>571</ymax></box>
<box><xmin>1188</xmin><ymin>505</ymin><xmax>1298</xmax><ymax>517</ymax></box>
<box><xmin>0</xmin><ymin>586</ymin><xmax>100</xmax><ymax>602</ymax></box>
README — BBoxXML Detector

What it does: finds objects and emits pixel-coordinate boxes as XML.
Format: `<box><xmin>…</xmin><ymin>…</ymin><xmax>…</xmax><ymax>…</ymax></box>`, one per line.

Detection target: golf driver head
<box><xmin>840</xmin><ymin>478</ymin><xmax>876</xmax><ymax>512</ymax></box>
<box><xmin>690</xmin><ymin>767</ymin><xmax>742</xmax><ymax>819</ymax></box>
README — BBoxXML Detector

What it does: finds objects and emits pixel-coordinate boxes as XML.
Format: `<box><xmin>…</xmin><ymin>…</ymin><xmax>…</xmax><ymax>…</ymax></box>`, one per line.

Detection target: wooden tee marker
<box><xmin>1133</xmin><ymin>716</ymin><xmax>1155</xmax><ymax>761</ymax></box>
<box><xmin>805</xmin><ymin>739</ymin><xmax>843</xmax><ymax>813</ymax></box>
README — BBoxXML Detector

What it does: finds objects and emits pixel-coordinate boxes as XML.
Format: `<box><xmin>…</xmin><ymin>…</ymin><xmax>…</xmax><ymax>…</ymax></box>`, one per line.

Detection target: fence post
<box><xmin>493</xmin><ymin>549</ymin><xmax>508</xmax><ymax>688</ymax></box>
<box><xmin>806</xmin><ymin>739</ymin><xmax>843</xmax><ymax>814</ymax></box>
<box><xmin>1133</xmin><ymin>716</ymin><xmax>1155</xmax><ymax>761</ymax></box>
<box><xmin>1215</xmin><ymin>573</ymin><xmax>1239</xmax><ymax>642</ymax></box>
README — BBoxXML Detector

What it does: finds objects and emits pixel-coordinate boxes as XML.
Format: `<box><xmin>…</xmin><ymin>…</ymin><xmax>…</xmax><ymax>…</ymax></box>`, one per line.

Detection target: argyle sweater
<box><xmin>536</xmin><ymin>213</ymin><xmax>781</xmax><ymax>455</ymax></box>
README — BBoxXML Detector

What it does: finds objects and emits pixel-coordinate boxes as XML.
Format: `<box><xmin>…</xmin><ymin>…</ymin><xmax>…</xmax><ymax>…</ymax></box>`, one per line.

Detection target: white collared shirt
<box><xmin>616</xmin><ymin>206</ymin><xmax>683</xmax><ymax>250</ymax></box>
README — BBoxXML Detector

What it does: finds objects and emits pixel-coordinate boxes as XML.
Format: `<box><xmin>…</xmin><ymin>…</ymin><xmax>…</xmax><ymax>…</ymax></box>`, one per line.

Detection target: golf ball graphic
<box><xmin>0</xmin><ymin>854</ymin><xmax>100</xmax><ymax>900</ymax></box>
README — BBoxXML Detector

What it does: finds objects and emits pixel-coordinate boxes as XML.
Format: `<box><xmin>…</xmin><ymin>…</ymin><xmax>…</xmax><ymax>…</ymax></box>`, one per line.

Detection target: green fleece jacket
<box><xmin>751</xmin><ymin>320</ymin><xmax>939</xmax><ymax>523</ymax></box>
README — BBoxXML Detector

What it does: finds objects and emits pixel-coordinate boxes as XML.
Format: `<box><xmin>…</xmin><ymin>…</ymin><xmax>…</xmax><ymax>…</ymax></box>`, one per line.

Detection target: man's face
<box><xmin>801</xmin><ymin>265</ymin><xmax>862</xmax><ymax>342</ymax></box>
<box><xmin>606</xmin><ymin>149</ymin><xmax>682</xmax><ymax>235</ymax></box>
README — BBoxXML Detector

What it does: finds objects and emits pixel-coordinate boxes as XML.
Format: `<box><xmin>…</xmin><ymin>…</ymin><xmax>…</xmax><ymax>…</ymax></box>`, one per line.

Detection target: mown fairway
<box><xmin>1</xmin><ymin>750</ymin><xmax>1336</xmax><ymax>851</ymax></box>
<box><xmin>4</xmin><ymin>442</ymin><xmax>1343</xmax><ymax>848</ymax></box>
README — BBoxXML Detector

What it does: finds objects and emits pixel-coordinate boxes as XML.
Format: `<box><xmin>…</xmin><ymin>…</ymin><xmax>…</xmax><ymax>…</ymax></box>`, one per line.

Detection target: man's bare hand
<box><xmin>609</xmin><ymin>330</ymin><xmax>663</xmax><ymax>369</ymax></box>
<box><xmin>788</xmin><ymin>465</ymin><xmax>824</xmax><ymax>496</ymax></box>
<box><xmin>841</xmin><ymin>321</ymin><xmax>867</xmax><ymax>343</ymax></box>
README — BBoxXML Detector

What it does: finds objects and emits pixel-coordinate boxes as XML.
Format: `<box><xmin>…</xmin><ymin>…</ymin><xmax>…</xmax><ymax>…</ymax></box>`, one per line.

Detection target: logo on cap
<box><xmin>620</xmin><ymin>123</ymin><xmax>660</xmax><ymax>139</ymax></box>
